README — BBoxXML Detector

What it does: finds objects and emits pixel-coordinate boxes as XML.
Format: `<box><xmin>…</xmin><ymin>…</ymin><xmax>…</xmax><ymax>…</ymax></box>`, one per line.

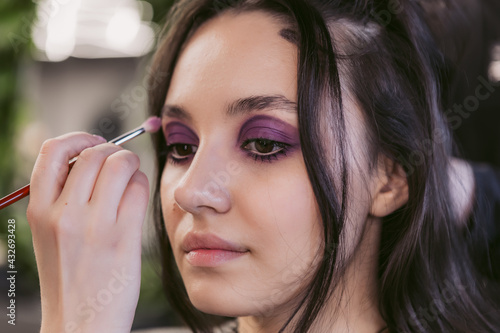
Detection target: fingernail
<box><xmin>93</xmin><ymin>135</ymin><xmax>107</xmax><ymax>143</ymax></box>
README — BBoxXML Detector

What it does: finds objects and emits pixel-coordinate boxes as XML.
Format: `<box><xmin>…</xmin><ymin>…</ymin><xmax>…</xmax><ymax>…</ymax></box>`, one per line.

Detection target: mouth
<box><xmin>185</xmin><ymin>249</ymin><xmax>248</xmax><ymax>267</ymax></box>
<box><xmin>182</xmin><ymin>232</ymin><xmax>249</xmax><ymax>267</ymax></box>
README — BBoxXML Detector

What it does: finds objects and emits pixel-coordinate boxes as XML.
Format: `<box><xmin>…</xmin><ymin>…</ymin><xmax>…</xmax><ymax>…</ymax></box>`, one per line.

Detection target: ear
<box><xmin>369</xmin><ymin>155</ymin><xmax>409</xmax><ymax>217</ymax></box>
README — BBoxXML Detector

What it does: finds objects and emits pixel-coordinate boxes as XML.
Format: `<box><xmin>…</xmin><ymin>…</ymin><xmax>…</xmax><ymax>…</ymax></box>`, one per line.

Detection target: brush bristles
<box><xmin>142</xmin><ymin>116</ymin><xmax>162</xmax><ymax>133</ymax></box>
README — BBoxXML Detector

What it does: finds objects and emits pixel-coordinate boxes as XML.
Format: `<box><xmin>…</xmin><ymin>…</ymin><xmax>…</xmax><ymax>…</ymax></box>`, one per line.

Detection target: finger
<box><xmin>117</xmin><ymin>171</ymin><xmax>149</xmax><ymax>243</ymax></box>
<box><xmin>89</xmin><ymin>150</ymin><xmax>141</xmax><ymax>222</ymax></box>
<box><xmin>57</xmin><ymin>143</ymin><xmax>123</xmax><ymax>205</ymax></box>
<box><xmin>30</xmin><ymin>132</ymin><xmax>106</xmax><ymax>208</ymax></box>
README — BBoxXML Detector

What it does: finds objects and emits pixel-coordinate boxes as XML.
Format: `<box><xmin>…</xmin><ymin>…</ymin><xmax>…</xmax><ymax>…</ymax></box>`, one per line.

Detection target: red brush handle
<box><xmin>0</xmin><ymin>184</ymin><xmax>30</xmax><ymax>210</ymax></box>
<box><xmin>0</xmin><ymin>159</ymin><xmax>77</xmax><ymax>211</ymax></box>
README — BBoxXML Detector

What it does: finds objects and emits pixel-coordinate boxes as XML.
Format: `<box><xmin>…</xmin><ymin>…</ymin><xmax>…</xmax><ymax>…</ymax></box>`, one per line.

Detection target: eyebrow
<box><xmin>162</xmin><ymin>94</ymin><xmax>297</xmax><ymax>121</ymax></box>
<box><xmin>279</xmin><ymin>28</ymin><xmax>298</xmax><ymax>45</ymax></box>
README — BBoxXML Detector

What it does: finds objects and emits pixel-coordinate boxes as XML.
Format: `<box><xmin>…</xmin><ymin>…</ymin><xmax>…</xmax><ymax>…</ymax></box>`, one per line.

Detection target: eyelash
<box><xmin>241</xmin><ymin>138</ymin><xmax>290</xmax><ymax>163</ymax></box>
<box><xmin>163</xmin><ymin>138</ymin><xmax>291</xmax><ymax>165</ymax></box>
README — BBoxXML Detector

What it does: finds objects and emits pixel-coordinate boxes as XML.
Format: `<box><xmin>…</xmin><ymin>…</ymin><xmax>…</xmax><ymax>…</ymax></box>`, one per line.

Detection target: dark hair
<box><xmin>148</xmin><ymin>0</ymin><xmax>500</xmax><ymax>332</ymax></box>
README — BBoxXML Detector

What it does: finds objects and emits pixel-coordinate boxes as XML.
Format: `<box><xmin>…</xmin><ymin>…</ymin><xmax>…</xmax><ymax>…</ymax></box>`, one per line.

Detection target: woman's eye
<box><xmin>241</xmin><ymin>138</ymin><xmax>290</xmax><ymax>162</ymax></box>
<box><xmin>173</xmin><ymin>144</ymin><xmax>197</xmax><ymax>157</ymax></box>
<box><xmin>165</xmin><ymin>143</ymin><xmax>198</xmax><ymax>164</ymax></box>
<box><xmin>243</xmin><ymin>139</ymin><xmax>281</xmax><ymax>155</ymax></box>
<box><xmin>165</xmin><ymin>139</ymin><xmax>290</xmax><ymax>165</ymax></box>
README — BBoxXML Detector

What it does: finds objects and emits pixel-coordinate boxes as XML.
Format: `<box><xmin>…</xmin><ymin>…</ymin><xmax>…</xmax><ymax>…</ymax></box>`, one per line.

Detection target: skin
<box><xmin>26</xmin><ymin>8</ymin><xmax>475</xmax><ymax>333</ymax></box>
<box><xmin>161</xmin><ymin>10</ymin><xmax>398</xmax><ymax>333</ymax></box>
<box><xmin>161</xmin><ymin>10</ymin><xmax>322</xmax><ymax>330</ymax></box>
<box><xmin>27</xmin><ymin>135</ymin><xmax>149</xmax><ymax>333</ymax></box>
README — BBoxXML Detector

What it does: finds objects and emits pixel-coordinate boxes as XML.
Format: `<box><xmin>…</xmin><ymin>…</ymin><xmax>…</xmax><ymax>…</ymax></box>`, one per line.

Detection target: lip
<box><xmin>182</xmin><ymin>232</ymin><xmax>248</xmax><ymax>267</ymax></box>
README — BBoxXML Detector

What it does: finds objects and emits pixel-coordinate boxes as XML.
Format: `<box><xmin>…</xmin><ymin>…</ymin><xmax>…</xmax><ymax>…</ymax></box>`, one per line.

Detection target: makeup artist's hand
<box><xmin>26</xmin><ymin>132</ymin><xmax>149</xmax><ymax>333</ymax></box>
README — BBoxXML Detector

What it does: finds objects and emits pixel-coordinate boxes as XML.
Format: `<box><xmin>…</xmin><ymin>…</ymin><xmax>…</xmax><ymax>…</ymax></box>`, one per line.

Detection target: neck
<box><xmin>237</xmin><ymin>216</ymin><xmax>386</xmax><ymax>333</ymax></box>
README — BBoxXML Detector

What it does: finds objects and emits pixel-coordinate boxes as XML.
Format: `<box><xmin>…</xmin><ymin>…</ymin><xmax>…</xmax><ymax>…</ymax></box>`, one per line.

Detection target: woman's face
<box><xmin>160</xmin><ymin>11</ymin><xmax>323</xmax><ymax>317</ymax></box>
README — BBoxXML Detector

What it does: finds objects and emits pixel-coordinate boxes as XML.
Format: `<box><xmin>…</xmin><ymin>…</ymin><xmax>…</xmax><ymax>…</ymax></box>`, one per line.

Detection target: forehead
<box><xmin>165</xmin><ymin>10</ymin><xmax>298</xmax><ymax>106</ymax></box>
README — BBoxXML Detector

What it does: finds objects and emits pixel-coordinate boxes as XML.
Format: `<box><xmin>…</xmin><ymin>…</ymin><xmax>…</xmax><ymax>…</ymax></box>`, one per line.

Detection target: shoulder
<box><xmin>450</xmin><ymin>158</ymin><xmax>500</xmax><ymax>224</ymax></box>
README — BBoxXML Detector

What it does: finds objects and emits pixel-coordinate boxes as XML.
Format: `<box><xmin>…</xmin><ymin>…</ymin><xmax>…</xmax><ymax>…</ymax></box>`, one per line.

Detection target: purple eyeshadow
<box><xmin>237</xmin><ymin>115</ymin><xmax>300</xmax><ymax>147</ymax></box>
<box><xmin>163</xmin><ymin>121</ymin><xmax>198</xmax><ymax>145</ymax></box>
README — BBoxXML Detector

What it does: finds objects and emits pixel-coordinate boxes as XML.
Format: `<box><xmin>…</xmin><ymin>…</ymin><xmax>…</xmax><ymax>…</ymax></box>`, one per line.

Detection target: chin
<box><xmin>183</xmin><ymin>277</ymin><xmax>262</xmax><ymax>317</ymax></box>
<box><xmin>189</xmin><ymin>293</ymin><xmax>252</xmax><ymax>317</ymax></box>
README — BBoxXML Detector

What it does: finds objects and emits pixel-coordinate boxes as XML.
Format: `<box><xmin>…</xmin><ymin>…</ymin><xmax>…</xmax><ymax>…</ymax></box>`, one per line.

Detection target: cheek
<box><xmin>158</xmin><ymin>156</ymin><xmax>323</xmax><ymax>314</ymax></box>
<box><xmin>160</xmin><ymin>167</ymin><xmax>183</xmax><ymax>244</ymax></box>
<box><xmin>236</xmin><ymin>160</ymin><xmax>322</xmax><ymax>270</ymax></box>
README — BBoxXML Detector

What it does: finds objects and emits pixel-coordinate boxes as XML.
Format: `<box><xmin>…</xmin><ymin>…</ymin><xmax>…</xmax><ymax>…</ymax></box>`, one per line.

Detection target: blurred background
<box><xmin>0</xmin><ymin>0</ymin><xmax>499</xmax><ymax>332</ymax></box>
<box><xmin>0</xmin><ymin>0</ymin><xmax>183</xmax><ymax>332</ymax></box>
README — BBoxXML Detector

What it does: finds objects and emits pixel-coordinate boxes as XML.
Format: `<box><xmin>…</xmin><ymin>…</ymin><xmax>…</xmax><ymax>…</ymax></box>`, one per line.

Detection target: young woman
<box><xmin>27</xmin><ymin>0</ymin><xmax>500</xmax><ymax>332</ymax></box>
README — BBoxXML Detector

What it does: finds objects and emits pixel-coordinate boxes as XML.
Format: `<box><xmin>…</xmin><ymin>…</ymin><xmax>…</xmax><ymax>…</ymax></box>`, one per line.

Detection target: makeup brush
<box><xmin>0</xmin><ymin>116</ymin><xmax>161</xmax><ymax>211</ymax></box>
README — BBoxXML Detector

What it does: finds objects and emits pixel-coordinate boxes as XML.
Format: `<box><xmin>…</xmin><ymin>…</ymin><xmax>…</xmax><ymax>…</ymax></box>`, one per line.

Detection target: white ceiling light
<box><xmin>106</xmin><ymin>7</ymin><xmax>141</xmax><ymax>49</ymax></box>
<box><xmin>32</xmin><ymin>0</ymin><xmax>156</xmax><ymax>61</ymax></box>
<box><xmin>45</xmin><ymin>10</ymin><xmax>78</xmax><ymax>61</ymax></box>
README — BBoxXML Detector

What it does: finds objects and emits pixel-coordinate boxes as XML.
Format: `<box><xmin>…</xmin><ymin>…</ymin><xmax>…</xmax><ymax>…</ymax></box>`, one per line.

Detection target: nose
<box><xmin>173</xmin><ymin>144</ymin><xmax>233</xmax><ymax>215</ymax></box>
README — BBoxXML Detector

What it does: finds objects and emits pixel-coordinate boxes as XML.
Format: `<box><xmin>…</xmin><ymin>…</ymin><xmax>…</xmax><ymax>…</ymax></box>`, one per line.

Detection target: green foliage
<box><xmin>0</xmin><ymin>1</ymin><xmax>37</xmax><ymax>298</ymax></box>
<box><xmin>145</xmin><ymin>0</ymin><xmax>177</xmax><ymax>24</ymax></box>
<box><xmin>0</xmin><ymin>1</ymin><xmax>35</xmax><ymax>193</ymax></box>
<box><xmin>0</xmin><ymin>0</ymin><xmax>182</xmax><ymax>327</ymax></box>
